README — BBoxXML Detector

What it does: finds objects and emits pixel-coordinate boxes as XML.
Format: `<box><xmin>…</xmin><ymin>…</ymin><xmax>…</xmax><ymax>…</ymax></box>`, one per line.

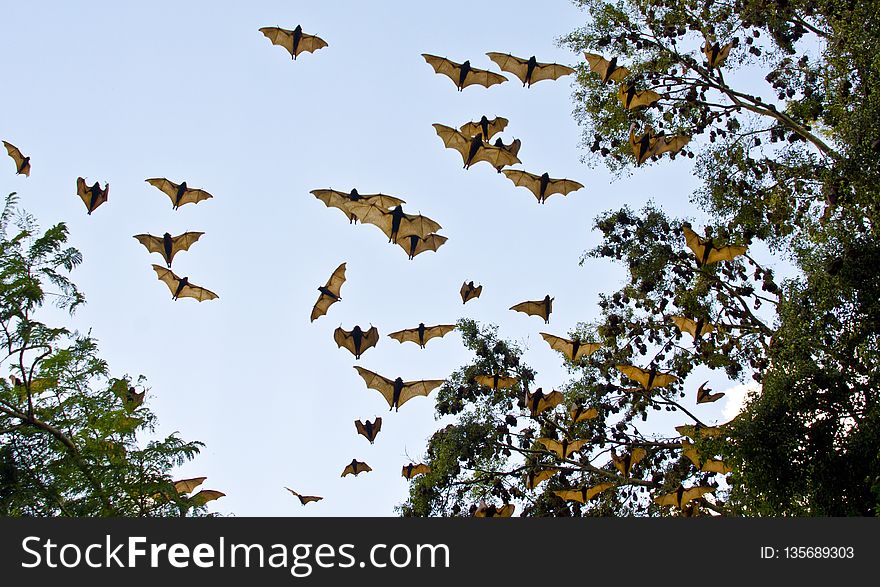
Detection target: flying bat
<box><xmin>526</xmin><ymin>468</ymin><xmax>558</xmax><ymax>490</ymax></box>
<box><xmin>76</xmin><ymin>177</ymin><xmax>109</xmax><ymax>214</ymax></box>
<box><xmin>401</xmin><ymin>463</ymin><xmax>431</xmax><ymax>480</ymax></box>
<box><xmin>459</xmin><ymin>116</ymin><xmax>509</xmax><ymax>141</ymax></box>
<box><xmin>491</xmin><ymin>138</ymin><xmax>522</xmax><ymax>172</ymax></box>
<box><xmin>617</xmin><ymin>83</ymin><xmax>661</xmax><ymax>109</ymax></box>
<box><xmin>583</xmin><ymin>53</ymin><xmax>630</xmax><ymax>83</ymax></box>
<box><xmin>284</xmin><ymin>487</ymin><xmax>324</xmax><ymax>505</ymax></box>
<box><xmin>460</xmin><ymin>281</ymin><xmax>482</xmax><ymax>304</ymax></box>
<box><xmin>510</xmin><ymin>295</ymin><xmax>553</xmax><ymax>323</ymax></box>
<box><xmin>703</xmin><ymin>40</ymin><xmax>733</xmax><ymax>69</ymax></box>
<box><xmin>388</xmin><ymin>323</ymin><xmax>456</xmax><ymax>348</ymax></box>
<box><xmin>554</xmin><ymin>482</ymin><xmax>615</xmax><ymax>503</ymax></box>
<box><xmin>145</xmin><ymin>178</ymin><xmax>212</xmax><ymax>210</ymax></box>
<box><xmin>311</xmin><ymin>262</ymin><xmax>346</xmax><ymax>322</ymax></box>
<box><xmin>649</xmin><ymin>133</ymin><xmax>691</xmax><ymax>158</ymax></box>
<box><xmin>259</xmin><ymin>25</ymin><xmax>327</xmax><ymax>60</ymax></box>
<box><xmin>537</xmin><ymin>437</ymin><xmax>588</xmax><ymax>459</ymax></box>
<box><xmin>421</xmin><ymin>54</ymin><xmax>507</xmax><ymax>91</ymax></box>
<box><xmin>611</xmin><ymin>447</ymin><xmax>647</xmax><ymax>478</ymax></box>
<box><xmin>353</xmin><ymin>366</ymin><xmax>444</xmax><ymax>411</ymax></box>
<box><xmin>540</xmin><ymin>332</ymin><xmax>601</xmax><ymax>361</ymax></box>
<box><xmin>696</xmin><ymin>381</ymin><xmax>725</xmax><ymax>404</ymax></box>
<box><xmin>473</xmin><ymin>502</ymin><xmax>515</xmax><ymax>517</ymax></box>
<box><xmin>474</xmin><ymin>374</ymin><xmax>518</xmax><ymax>390</ymax></box>
<box><xmin>629</xmin><ymin>125</ymin><xmax>655</xmax><ymax>166</ymax></box>
<box><xmin>191</xmin><ymin>489</ymin><xmax>225</xmax><ymax>506</ymax></box>
<box><xmin>110</xmin><ymin>379</ymin><xmax>145</xmax><ymax>412</ymax></box>
<box><xmin>355</xmin><ymin>417</ymin><xmax>382</xmax><ymax>443</ymax></box>
<box><xmin>341</xmin><ymin>459</ymin><xmax>372</xmax><ymax>477</ymax></box>
<box><xmin>334</xmin><ymin>325</ymin><xmax>380</xmax><ymax>359</ymax></box>
<box><xmin>670</xmin><ymin>315</ymin><xmax>716</xmax><ymax>339</ymax></box>
<box><xmin>486</xmin><ymin>52</ymin><xmax>575</xmax><ymax>87</ymax></box>
<box><xmin>502</xmin><ymin>170</ymin><xmax>584</xmax><ymax>204</ymax></box>
<box><xmin>133</xmin><ymin>231</ymin><xmax>204</xmax><ymax>268</ymax></box>
<box><xmin>151</xmin><ymin>265</ymin><xmax>218</xmax><ymax>301</ymax></box>
<box><xmin>433</xmin><ymin>124</ymin><xmax>521</xmax><ymax>170</ymax></box>
<box><xmin>653</xmin><ymin>485</ymin><xmax>714</xmax><ymax>509</ymax></box>
<box><xmin>569</xmin><ymin>404</ymin><xmax>599</xmax><ymax>423</ymax></box>
<box><xmin>2</xmin><ymin>141</ymin><xmax>30</xmax><ymax>176</ymax></box>
<box><xmin>525</xmin><ymin>388</ymin><xmax>564</xmax><ymax>417</ymax></box>
<box><xmin>347</xmin><ymin>203</ymin><xmax>442</xmax><ymax>243</ymax></box>
<box><xmin>682</xmin><ymin>224</ymin><xmax>747</xmax><ymax>265</ymax></box>
<box><xmin>397</xmin><ymin>233</ymin><xmax>447</xmax><ymax>260</ymax></box>
<box><xmin>615</xmin><ymin>364</ymin><xmax>679</xmax><ymax>391</ymax></box>
<box><xmin>681</xmin><ymin>440</ymin><xmax>731</xmax><ymax>474</ymax></box>
<box><xmin>310</xmin><ymin>188</ymin><xmax>405</xmax><ymax>224</ymax></box>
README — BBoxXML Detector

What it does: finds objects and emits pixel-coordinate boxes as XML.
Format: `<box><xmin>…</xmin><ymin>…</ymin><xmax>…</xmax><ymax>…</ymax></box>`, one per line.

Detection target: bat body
<box><xmin>285</xmin><ymin>487</ymin><xmax>324</xmax><ymax>505</ymax></box>
<box><xmin>583</xmin><ymin>53</ymin><xmax>630</xmax><ymax>83</ymax></box>
<box><xmin>388</xmin><ymin>323</ymin><xmax>456</xmax><ymax>348</ymax></box>
<box><xmin>617</xmin><ymin>84</ymin><xmax>661</xmax><ymax>109</ymax></box>
<box><xmin>421</xmin><ymin>54</ymin><xmax>507</xmax><ymax>91</ymax></box>
<box><xmin>459</xmin><ymin>116</ymin><xmax>508</xmax><ymax>141</ymax></box>
<box><xmin>433</xmin><ymin>124</ymin><xmax>521</xmax><ymax>170</ymax></box>
<box><xmin>704</xmin><ymin>41</ymin><xmax>733</xmax><ymax>69</ymax></box>
<box><xmin>654</xmin><ymin>485</ymin><xmax>714</xmax><ymax>509</ymax></box>
<box><xmin>397</xmin><ymin>233</ymin><xmax>447</xmax><ymax>260</ymax></box>
<box><xmin>525</xmin><ymin>387</ymin><xmax>563</xmax><ymax>417</ymax></box>
<box><xmin>259</xmin><ymin>25</ymin><xmax>327</xmax><ymax>59</ymax></box>
<box><xmin>76</xmin><ymin>177</ymin><xmax>109</xmax><ymax>214</ymax></box>
<box><xmin>474</xmin><ymin>374</ymin><xmax>518</xmax><ymax>390</ymax></box>
<box><xmin>540</xmin><ymin>332</ymin><xmax>601</xmax><ymax>361</ymax></box>
<box><xmin>682</xmin><ymin>225</ymin><xmax>747</xmax><ymax>265</ymax></box>
<box><xmin>355</xmin><ymin>417</ymin><xmax>382</xmax><ymax>443</ymax></box>
<box><xmin>151</xmin><ymin>265</ymin><xmax>218</xmax><ymax>301</ymax></box>
<box><xmin>311</xmin><ymin>262</ymin><xmax>346</xmax><ymax>322</ymax></box>
<box><xmin>681</xmin><ymin>440</ymin><xmax>731</xmax><ymax>473</ymax></box>
<box><xmin>616</xmin><ymin>364</ymin><xmax>678</xmax><ymax>391</ymax></box>
<box><xmin>569</xmin><ymin>405</ymin><xmax>599</xmax><ymax>423</ymax></box>
<box><xmin>460</xmin><ymin>281</ymin><xmax>482</xmax><ymax>304</ymax></box>
<box><xmin>671</xmin><ymin>315</ymin><xmax>715</xmax><ymax>339</ymax></box>
<box><xmin>133</xmin><ymin>231</ymin><xmax>204</xmax><ymax>268</ymax></box>
<box><xmin>555</xmin><ymin>483</ymin><xmax>615</xmax><ymax>503</ymax></box>
<box><xmin>696</xmin><ymin>381</ymin><xmax>725</xmax><ymax>404</ymax></box>
<box><xmin>353</xmin><ymin>366</ymin><xmax>444</xmax><ymax>411</ymax></box>
<box><xmin>348</xmin><ymin>203</ymin><xmax>441</xmax><ymax>243</ymax></box>
<box><xmin>341</xmin><ymin>459</ymin><xmax>372</xmax><ymax>477</ymax></box>
<box><xmin>145</xmin><ymin>178</ymin><xmax>212</xmax><ymax>209</ymax></box>
<box><xmin>611</xmin><ymin>447</ymin><xmax>647</xmax><ymax>478</ymax></box>
<box><xmin>510</xmin><ymin>295</ymin><xmax>553</xmax><ymax>323</ymax></box>
<box><xmin>502</xmin><ymin>170</ymin><xmax>584</xmax><ymax>204</ymax></box>
<box><xmin>526</xmin><ymin>468</ymin><xmax>558</xmax><ymax>489</ymax></box>
<box><xmin>2</xmin><ymin>141</ymin><xmax>30</xmax><ymax>176</ymax></box>
<box><xmin>401</xmin><ymin>463</ymin><xmax>431</xmax><ymax>479</ymax></box>
<box><xmin>473</xmin><ymin>502</ymin><xmax>515</xmax><ymax>517</ymax></box>
<box><xmin>486</xmin><ymin>52</ymin><xmax>575</xmax><ymax>87</ymax></box>
<box><xmin>311</xmin><ymin>188</ymin><xmax>405</xmax><ymax>224</ymax></box>
<box><xmin>334</xmin><ymin>325</ymin><xmax>380</xmax><ymax>359</ymax></box>
<box><xmin>538</xmin><ymin>437</ymin><xmax>588</xmax><ymax>459</ymax></box>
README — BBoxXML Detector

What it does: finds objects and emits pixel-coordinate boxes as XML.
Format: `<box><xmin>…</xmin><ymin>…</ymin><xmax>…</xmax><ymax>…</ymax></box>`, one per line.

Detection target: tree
<box><xmin>0</xmin><ymin>193</ymin><xmax>217</xmax><ymax>516</ymax></box>
<box><xmin>401</xmin><ymin>0</ymin><xmax>880</xmax><ymax>516</ymax></box>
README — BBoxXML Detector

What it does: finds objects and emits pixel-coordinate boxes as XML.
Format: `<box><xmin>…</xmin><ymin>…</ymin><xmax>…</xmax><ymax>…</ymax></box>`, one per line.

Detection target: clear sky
<box><xmin>0</xmin><ymin>0</ymin><xmax>751</xmax><ymax>516</ymax></box>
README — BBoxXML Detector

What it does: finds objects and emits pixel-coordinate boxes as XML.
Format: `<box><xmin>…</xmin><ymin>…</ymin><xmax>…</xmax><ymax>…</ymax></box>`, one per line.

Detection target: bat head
<box><xmin>349</xmin><ymin>188</ymin><xmax>360</xmax><ymax>200</ymax></box>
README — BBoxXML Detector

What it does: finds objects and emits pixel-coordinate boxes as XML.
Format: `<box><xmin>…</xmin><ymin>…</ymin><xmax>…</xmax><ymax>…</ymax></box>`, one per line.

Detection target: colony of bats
<box><xmin>1</xmin><ymin>22</ymin><xmax>746</xmax><ymax>516</ymax></box>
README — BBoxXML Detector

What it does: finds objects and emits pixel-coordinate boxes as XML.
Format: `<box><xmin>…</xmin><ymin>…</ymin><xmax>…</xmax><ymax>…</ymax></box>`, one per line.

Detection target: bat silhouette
<box><xmin>460</xmin><ymin>281</ymin><xmax>482</xmax><ymax>304</ymax></box>
<box><xmin>491</xmin><ymin>138</ymin><xmax>522</xmax><ymax>172</ymax></box>
<box><xmin>353</xmin><ymin>366</ymin><xmax>444</xmax><ymax>411</ymax></box>
<box><xmin>433</xmin><ymin>124</ymin><xmax>521</xmax><ymax>170</ymax></box>
<box><xmin>474</xmin><ymin>374</ymin><xmax>518</xmax><ymax>390</ymax></box>
<box><xmin>334</xmin><ymin>325</ymin><xmax>380</xmax><ymax>359</ymax></box>
<box><xmin>355</xmin><ymin>417</ymin><xmax>382</xmax><ymax>443</ymax></box>
<box><xmin>76</xmin><ymin>177</ymin><xmax>109</xmax><ymax>214</ymax></box>
<box><xmin>617</xmin><ymin>83</ymin><xmax>661</xmax><ymax>109</ymax></box>
<box><xmin>311</xmin><ymin>262</ymin><xmax>346</xmax><ymax>322</ymax></box>
<box><xmin>696</xmin><ymin>381</ymin><xmax>725</xmax><ymax>404</ymax></box>
<box><xmin>510</xmin><ymin>295</ymin><xmax>553</xmax><ymax>323</ymax></box>
<box><xmin>537</xmin><ymin>437</ymin><xmax>588</xmax><ymax>459</ymax></box>
<box><xmin>670</xmin><ymin>315</ymin><xmax>716</xmax><ymax>339</ymax></box>
<box><xmin>502</xmin><ymin>170</ymin><xmax>584</xmax><ymax>204</ymax></box>
<box><xmin>526</xmin><ymin>468</ymin><xmax>558</xmax><ymax>490</ymax></box>
<box><xmin>133</xmin><ymin>231</ymin><xmax>204</xmax><ymax>268</ymax></box>
<box><xmin>341</xmin><ymin>459</ymin><xmax>372</xmax><ymax>477</ymax></box>
<box><xmin>145</xmin><ymin>178</ymin><xmax>212</xmax><ymax>209</ymax></box>
<box><xmin>473</xmin><ymin>502</ymin><xmax>515</xmax><ymax>517</ymax></box>
<box><xmin>284</xmin><ymin>487</ymin><xmax>324</xmax><ymax>505</ymax></box>
<box><xmin>680</xmin><ymin>440</ymin><xmax>731</xmax><ymax>474</ymax></box>
<box><xmin>2</xmin><ymin>141</ymin><xmax>30</xmax><ymax>176</ymax></box>
<box><xmin>653</xmin><ymin>485</ymin><xmax>714</xmax><ymax>509</ymax></box>
<box><xmin>611</xmin><ymin>447</ymin><xmax>647</xmax><ymax>478</ymax></box>
<box><xmin>397</xmin><ymin>233</ymin><xmax>447</xmax><ymax>260</ymax></box>
<box><xmin>554</xmin><ymin>482</ymin><xmax>615</xmax><ymax>503</ymax></box>
<box><xmin>421</xmin><ymin>54</ymin><xmax>507</xmax><ymax>91</ymax></box>
<box><xmin>151</xmin><ymin>265</ymin><xmax>218</xmax><ymax>301</ymax></box>
<box><xmin>259</xmin><ymin>25</ymin><xmax>327</xmax><ymax>60</ymax></box>
<box><xmin>388</xmin><ymin>323</ymin><xmax>456</xmax><ymax>348</ymax></box>
<box><xmin>486</xmin><ymin>53</ymin><xmax>575</xmax><ymax>87</ymax></box>
<box><xmin>569</xmin><ymin>404</ymin><xmax>599</xmax><ymax>423</ymax></box>
<box><xmin>703</xmin><ymin>40</ymin><xmax>733</xmax><ymax>69</ymax></box>
<box><xmin>540</xmin><ymin>332</ymin><xmax>601</xmax><ymax>361</ymax></box>
<box><xmin>583</xmin><ymin>53</ymin><xmax>630</xmax><ymax>83</ymax></box>
<box><xmin>401</xmin><ymin>463</ymin><xmax>431</xmax><ymax>479</ymax></box>
<box><xmin>310</xmin><ymin>188</ymin><xmax>405</xmax><ymax>224</ymax></box>
<box><xmin>682</xmin><ymin>224</ymin><xmax>747</xmax><ymax>265</ymax></box>
<box><xmin>459</xmin><ymin>116</ymin><xmax>509</xmax><ymax>141</ymax></box>
<box><xmin>615</xmin><ymin>364</ymin><xmax>678</xmax><ymax>390</ymax></box>
<box><xmin>525</xmin><ymin>387</ymin><xmax>564</xmax><ymax>417</ymax></box>
<box><xmin>110</xmin><ymin>379</ymin><xmax>145</xmax><ymax>412</ymax></box>
<box><xmin>347</xmin><ymin>203</ymin><xmax>442</xmax><ymax>243</ymax></box>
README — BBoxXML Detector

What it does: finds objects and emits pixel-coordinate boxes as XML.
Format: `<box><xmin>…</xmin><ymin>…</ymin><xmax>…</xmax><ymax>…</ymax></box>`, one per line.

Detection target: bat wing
<box><xmin>530</xmin><ymin>61</ymin><xmax>576</xmax><ymax>84</ymax></box>
<box><xmin>311</xmin><ymin>189</ymin><xmax>354</xmax><ymax>219</ymax></box>
<box><xmin>424</xmin><ymin>324</ymin><xmax>456</xmax><ymax>343</ymax></box>
<box><xmin>397</xmin><ymin>379</ymin><xmax>445</xmax><ymax>408</ymax></box>
<box><xmin>347</xmin><ymin>203</ymin><xmax>395</xmax><ymax>239</ymax></box>
<box><xmin>537</xmin><ymin>438</ymin><xmax>563</xmax><ymax>458</ymax></box>
<box><xmin>333</xmin><ymin>327</ymin><xmax>355</xmax><ymax>354</ymax></box>
<box><xmin>510</xmin><ymin>300</ymin><xmax>549</xmax><ymax>321</ymax></box>
<box><xmin>459</xmin><ymin>117</ymin><xmax>508</xmax><ymax>140</ymax></box>
<box><xmin>706</xmin><ymin>244</ymin><xmax>748</xmax><ymax>264</ymax></box>
<box><xmin>650</xmin><ymin>134</ymin><xmax>690</xmax><ymax>157</ymax></box>
<box><xmin>168</xmin><ymin>231</ymin><xmax>205</xmax><ymax>264</ymax></box>
<box><xmin>177</xmin><ymin>187</ymin><xmax>213</xmax><ymax>207</ymax></box>
<box><xmin>191</xmin><ymin>490</ymin><xmax>225</xmax><ymax>506</ymax></box>
<box><xmin>585</xmin><ymin>482</ymin><xmax>616</xmax><ymax>501</ymax></box>
<box><xmin>583</xmin><ymin>53</ymin><xmax>630</xmax><ymax>82</ymax></box>
<box><xmin>173</xmin><ymin>477</ymin><xmax>207</xmax><ymax>494</ymax></box>
<box><xmin>683</xmin><ymin>486</ymin><xmax>715</xmax><ymax>504</ymax></box>
<box><xmin>2</xmin><ymin>141</ymin><xmax>29</xmax><ymax>176</ymax></box>
<box><xmin>361</xmin><ymin>193</ymin><xmax>406</xmax><ymax>209</ymax></box>
<box><xmin>615</xmin><ymin>364</ymin><xmax>648</xmax><ymax>388</ymax></box>
<box><xmin>470</xmin><ymin>143</ymin><xmax>521</xmax><ymax>170</ymax></box>
<box><xmin>564</xmin><ymin>439</ymin><xmax>589</xmax><ymax>458</ymax></box>
<box><xmin>397</xmin><ymin>233</ymin><xmax>448</xmax><ymax>258</ymax></box>
<box><xmin>295</xmin><ymin>32</ymin><xmax>328</xmax><ymax>57</ymax></box>
<box><xmin>682</xmin><ymin>225</ymin><xmax>708</xmax><ymax>261</ymax></box>
<box><xmin>696</xmin><ymin>381</ymin><xmax>725</xmax><ymax>404</ymax></box>
<box><xmin>259</xmin><ymin>27</ymin><xmax>294</xmax><ymax>53</ymax></box>
<box><xmin>362</xmin><ymin>326</ymin><xmax>381</xmax><ymax>353</ymax></box>
<box><xmin>178</xmin><ymin>281</ymin><xmax>218</xmax><ymax>302</ymax></box>
<box><xmin>526</xmin><ymin>468</ymin><xmax>557</xmax><ymax>489</ymax></box>
<box><xmin>474</xmin><ymin>375</ymin><xmax>518</xmax><ymax>389</ymax></box>
<box><xmin>133</xmin><ymin>234</ymin><xmax>166</xmax><ymax>257</ymax></box>
<box><xmin>422</xmin><ymin>54</ymin><xmax>463</xmax><ymax>86</ymax></box>
<box><xmin>388</xmin><ymin>327</ymin><xmax>421</xmax><ymax>345</ymax></box>
<box><xmin>433</xmin><ymin>124</ymin><xmax>474</xmax><ymax>165</ymax></box>
<box><xmin>485</xmin><ymin>52</ymin><xmax>530</xmax><ymax>84</ymax></box>
<box><xmin>570</xmin><ymin>405</ymin><xmax>599</xmax><ymax>423</ymax></box>
<box><xmin>413</xmin><ymin>464</ymin><xmax>431</xmax><ymax>476</ymax></box>
<box><xmin>353</xmin><ymin>366</ymin><xmax>397</xmax><ymax>408</ymax></box>
<box><xmin>145</xmin><ymin>177</ymin><xmax>179</xmax><ymax>201</ymax></box>
<box><xmin>460</xmin><ymin>282</ymin><xmax>482</xmax><ymax>303</ymax></box>
<box><xmin>503</xmin><ymin>170</ymin><xmax>541</xmax><ymax>199</ymax></box>
<box><xmin>545</xmin><ymin>178</ymin><xmax>585</xmax><ymax>198</ymax></box>
<box><xmin>618</xmin><ymin>84</ymin><xmax>661</xmax><ymax>109</ymax></box>
<box><xmin>531</xmin><ymin>391</ymin><xmax>564</xmax><ymax>415</ymax></box>
<box><xmin>671</xmin><ymin>316</ymin><xmax>699</xmax><ymax>338</ymax></box>
<box><xmin>675</xmin><ymin>424</ymin><xmax>723</xmax><ymax>439</ymax></box>
<box><xmin>311</xmin><ymin>263</ymin><xmax>346</xmax><ymax>322</ymax></box>
<box><xmin>461</xmin><ymin>66</ymin><xmax>507</xmax><ymax>89</ymax></box>
<box><xmin>152</xmin><ymin>264</ymin><xmax>182</xmax><ymax>297</ymax></box>
<box><xmin>396</xmin><ymin>212</ymin><xmax>442</xmax><ymax>240</ymax></box>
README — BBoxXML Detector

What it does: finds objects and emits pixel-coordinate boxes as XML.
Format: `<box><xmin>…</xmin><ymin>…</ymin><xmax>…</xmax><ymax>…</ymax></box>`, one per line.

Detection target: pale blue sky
<box><xmin>1</xmin><ymin>0</ymin><xmax>750</xmax><ymax>516</ymax></box>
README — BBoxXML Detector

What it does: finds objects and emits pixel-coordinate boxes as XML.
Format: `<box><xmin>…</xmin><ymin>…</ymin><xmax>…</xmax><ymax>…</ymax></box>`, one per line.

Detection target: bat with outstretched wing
<box><xmin>526</xmin><ymin>468</ymin><xmax>558</xmax><ymax>490</ymax></box>
<box><xmin>173</xmin><ymin>477</ymin><xmax>207</xmax><ymax>494</ymax></box>
<box><xmin>696</xmin><ymin>381</ymin><xmax>725</xmax><ymax>404</ymax></box>
<box><xmin>583</xmin><ymin>53</ymin><xmax>630</xmax><ymax>83</ymax></box>
<box><xmin>421</xmin><ymin>54</ymin><xmax>507</xmax><ymax>91</ymax></box>
<box><xmin>510</xmin><ymin>295</ymin><xmax>553</xmax><ymax>323</ymax></box>
<box><xmin>347</xmin><ymin>203</ymin><xmax>442</xmax><ymax>243</ymax></box>
<box><xmin>285</xmin><ymin>487</ymin><xmax>324</xmax><ymax>505</ymax></box>
<box><xmin>459</xmin><ymin>116</ymin><xmax>508</xmax><ymax>141</ymax></box>
<box><xmin>681</xmin><ymin>440</ymin><xmax>731</xmax><ymax>474</ymax></box>
<box><xmin>473</xmin><ymin>502</ymin><xmax>515</xmax><ymax>517</ymax></box>
<box><xmin>401</xmin><ymin>463</ymin><xmax>431</xmax><ymax>480</ymax></box>
<box><xmin>145</xmin><ymin>178</ymin><xmax>212</xmax><ymax>209</ymax></box>
<box><xmin>569</xmin><ymin>404</ymin><xmax>599</xmax><ymax>423</ymax></box>
<box><xmin>311</xmin><ymin>262</ymin><xmax>346</xmax><ymax>322</ymax></box>
<box><xmin>617</xmin><ymin>83</ymin><xmax>661</xmax><ymax>109</ymax></box>
<box><xmin>540</xmin><ymin>332</ymin><xmax>601</xmax><ymax>361</ymax></box>
<box><xmin>629</xmin><ymin>125</ymin><xmax>655</xmax><ymax>166</ymax></box>
<box><xmin>388</xmin><ymin>323</ymin><xmax>456</xmax><ymax>349</ymax></box>
<box><xmin>259</xmin><ymin>25</ymin><xmax>327</xmax><ymax>60</ymax></box>
<box><xmin>654</xmin><ymin>485</ymin><xmax>714</xmax><ymax>509</ymax></box>
<box><xmin>615</xmin><ymin>364</ymin><xmax>678</xmax><ymax>391</ymax></box>
<box><xmin>133</xmin><ymin>231</ymin><xmax>204</xmax><ymax>268</ymax></box>
<box><xmin>460</xmin><ymin>281</ymin><xmax>482</xmax><ymax>304</ymax></box>
<box><xmin>152</xmin><ymin>265</ymin><xmax>218</xmax><ymax>301</ymax></box>
<box><xmin>474</xmin><ymin>374</ymin><xmax>518</xmax><ymax>390</ymax></box>
<box><xmin>191</xmin><ymin>490</ymin><xmax>225</xmax><ymax>506</ymax></box>
<box><xmin>76</xmin><ymin>177</ymin><xmax>109</xmax><ymax>214</ymax></box>
<box><xmin>341</xmin><ymin>459</ymin><xmax>372</xmax><ymax>477</ymax></box>
<box><xmin>397</xmin><ymin>233</ymin><xmax>447</xmax><ymax>260</ymax></box>
<box><xmin>502</xmin><ymin>170</ymin><xmax>584</xmax><ymax>204</ymax></box>
<box><xmin>554</xmin><ymin>482</ymin><xmax>615</xmax><ymax>503</ymax></box>
<box><xmin>611</xmin><ymin>447</ymin><xmax>647</xmax><ymax>478</ymax></box>
<box><xmin>433</xmin><ymin>124</ymin><xmax>521</xmax><ymax>170</ymax></box>
<box><xmin>682</xmin><ymin>224</ymin><xmax>747</xmax><ymax>265</ymax></box>
<box><xmin>334</xmin><ymin>325</ymin><xmax>380</xmax><ymax>359</ymax></box>
<box><xmin>525</xmin><ymin>388</ymin><xmax>564</xmax><ymax>417</ymax></box>
<box><xmin>703</xmin><ymin>40</ymin><xmax>733</xmax><ymax>69</ymax></box>
<box><xmin>2</xmin><ymin>141</ymin><xmax>30</xmax><ymax>176</ymax></box>
<box><xmin>355</xmin><ymin>417</ymin><xmax>382</xmax><ymax>443</ymax></box>
<box><xmin>670</xmin><ymin>315</ymin><xmax>715</xmax><ymax>339</ymax></box>
<box><xmin>310</xmin><ymin>188</ymin><xmax>405</xmax><ymax>224</ymax></box>
<box><xmin>353</xmin><ymin>366</ymin><xmax>444</xmax><ymax>411</ymax></box>
<box><xmin>650</xmin><ymin>133</ymin><xmax>691</xmax><ymax>158</ymax></box>
<box><xmin>486</xmin><ymin>53</ymin><xmax>575</xmax><ymax>87</ymax></box>
<box><xmin>491</xmin><ymin>137</ymin><xmax>522</xmax><ymax>172</ymax></box>
<box><xmin>537</xmin><ymin>437</ymin><xmax>588</xmax><ymax>459</ymax></box>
